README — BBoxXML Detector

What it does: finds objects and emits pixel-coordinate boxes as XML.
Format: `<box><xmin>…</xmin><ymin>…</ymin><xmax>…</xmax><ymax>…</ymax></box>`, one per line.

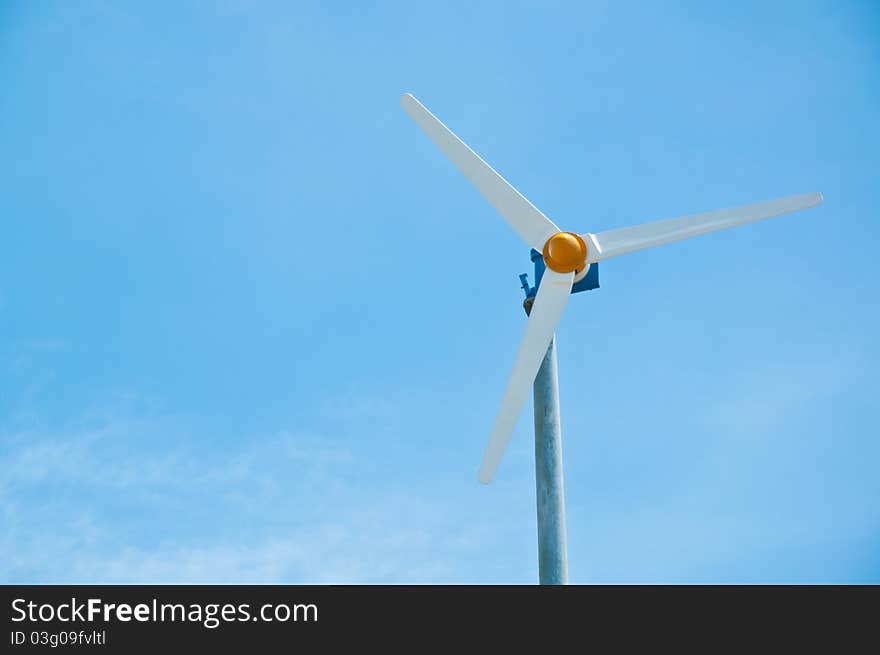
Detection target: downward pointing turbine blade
<box><xmin>401</xmin><ymin>93</ymin><xmax>560</xmax><ymax>250</ymax></box>
<box><xmin>478</xmin><ymin>269</ymin><xmax>574</xmax><ymax>484</ymax></box>
<box><xmin>584</xmin><ymin>192</ymin><xmax>823</xmax><ymax>262</ymax></box>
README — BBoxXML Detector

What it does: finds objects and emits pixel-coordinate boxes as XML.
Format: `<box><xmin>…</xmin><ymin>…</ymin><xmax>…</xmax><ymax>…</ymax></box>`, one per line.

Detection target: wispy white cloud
<box><xmin>0</xmin><ymin>398</ymin><xmax>482</xmax><ymax>584</ymax></box>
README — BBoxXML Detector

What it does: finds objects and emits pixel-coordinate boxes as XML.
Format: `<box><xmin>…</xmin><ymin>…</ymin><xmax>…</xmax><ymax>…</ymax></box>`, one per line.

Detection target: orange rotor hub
<box><xmin>542</xmin><ymin>232</ymin><xmax>588</xmax><ymax>273</ymax></box>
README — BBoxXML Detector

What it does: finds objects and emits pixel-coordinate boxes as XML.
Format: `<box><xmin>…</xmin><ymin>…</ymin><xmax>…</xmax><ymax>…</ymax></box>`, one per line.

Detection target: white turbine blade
<box><xmin>401</xmin><ymin>93</ymin><xmax>560</xmax><ymax>250</ymax></box>
<box><xmin>584</xmin><ymin>192</ymin><xmax>823</xmax><ymax>262</ymax></box>
<box><xmin>478</xmin><ymin>269</ymin><xmax>574</xmax><ymax>484</ymax></box>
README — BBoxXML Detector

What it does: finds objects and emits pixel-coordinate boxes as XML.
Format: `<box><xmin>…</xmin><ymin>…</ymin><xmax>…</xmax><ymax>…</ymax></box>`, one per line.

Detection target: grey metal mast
<box><xmin>532</xmin><ymin>336</ymin><xmax>568</xmax><ymax>584</ymax></box>
<box><xmin>521</xmin><ymin>249</ymin><xmax>580</xmax><ymax>585</ymax></box>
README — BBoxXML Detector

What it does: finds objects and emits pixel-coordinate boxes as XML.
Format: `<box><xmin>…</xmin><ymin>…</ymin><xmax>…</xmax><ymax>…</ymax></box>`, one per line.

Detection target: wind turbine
<box><xmin>401</xmin><ymin>93</ymin><xmax>822</xmax><ymax>583</ymax></box>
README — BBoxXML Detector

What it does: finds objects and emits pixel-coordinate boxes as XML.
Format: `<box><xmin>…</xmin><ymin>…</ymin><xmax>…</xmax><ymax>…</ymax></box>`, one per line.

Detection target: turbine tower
<box><xmin>401</xmin><ymin>93</ymin><xmax>822</xmax><ymax>584</ymax></box>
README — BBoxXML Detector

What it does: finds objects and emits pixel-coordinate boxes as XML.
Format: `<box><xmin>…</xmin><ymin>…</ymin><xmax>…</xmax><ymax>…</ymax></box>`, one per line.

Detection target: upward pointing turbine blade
<box><xmin>401</xmin><ymin>93</ymin><xmax>560</xmax><ymax>250</ymax></box>
<box><xmin>478</xmin><ymin>269</ymin><xmax>575</xmax><ymax>484</ymax></box>
<box><xmin>584</xmin><ymin>193</ymin><xmax>823</xmax><ymax>262</ymax></box>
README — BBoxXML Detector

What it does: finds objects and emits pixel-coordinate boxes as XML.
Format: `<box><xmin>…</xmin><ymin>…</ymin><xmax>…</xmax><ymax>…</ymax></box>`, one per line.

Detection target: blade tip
<box><xmin>400</xmin><ymin>92</ymin><xmax>416</xmax><ymax>107</ymax></box>
<box><xmin>477</xmin><ymin>468</ymin><xmax>494</xmax><ymax>485</ymax></box>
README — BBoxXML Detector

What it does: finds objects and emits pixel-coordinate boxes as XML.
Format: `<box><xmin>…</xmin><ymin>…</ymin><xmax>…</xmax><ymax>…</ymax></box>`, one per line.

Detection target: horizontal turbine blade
<box><xmin>478</xmin><ymin>269</ymin><xmax>574</xmax><ymax>484</ymax></box>
<box><xmin>401</xmin><ymin>93</ymin><xmax>560</xmax><ymax>250</ymax></box>
<box><xmin>584</xmin><ymin>192</ymin><xmax>823</xmax><ymax>262</ymax></box>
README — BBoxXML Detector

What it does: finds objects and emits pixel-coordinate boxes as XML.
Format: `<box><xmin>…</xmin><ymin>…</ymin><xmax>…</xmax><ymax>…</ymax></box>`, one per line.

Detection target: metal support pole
<box><xmin>522</xmin><ymin>250</ymin><xmax>574</xmax><ymax>585</ymax></box>
<box><xmin>533</xmin><ymin>336</ymin><xmax>569</xmax><ymax>585</ymax></box>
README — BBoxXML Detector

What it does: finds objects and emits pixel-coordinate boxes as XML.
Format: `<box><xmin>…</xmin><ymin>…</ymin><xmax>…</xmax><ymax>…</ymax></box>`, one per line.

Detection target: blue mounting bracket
<box><xmin>520</xmin><ymin>249</ymin><xmax>599</xmax><ymax>300</ymax></box>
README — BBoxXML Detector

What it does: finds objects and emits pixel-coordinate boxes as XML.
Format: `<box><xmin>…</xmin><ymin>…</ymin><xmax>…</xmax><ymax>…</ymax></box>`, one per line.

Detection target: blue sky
<box><xmin>1</xmin><ymin>1</ymin><xmax>878</xmax><ymax>583</ymax></box>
